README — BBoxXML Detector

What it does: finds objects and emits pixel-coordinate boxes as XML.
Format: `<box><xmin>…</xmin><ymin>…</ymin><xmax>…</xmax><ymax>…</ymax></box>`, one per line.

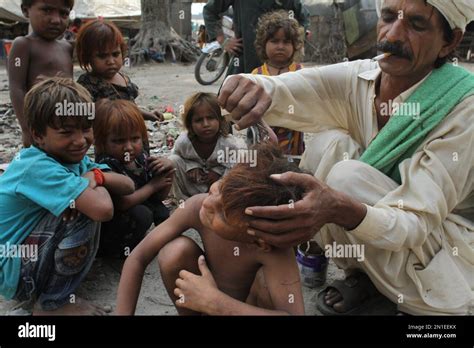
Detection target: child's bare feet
<box><xmin>33</xmin><ymin>298</ymin><xmax>109</xmax><ymax>316</ymax></box>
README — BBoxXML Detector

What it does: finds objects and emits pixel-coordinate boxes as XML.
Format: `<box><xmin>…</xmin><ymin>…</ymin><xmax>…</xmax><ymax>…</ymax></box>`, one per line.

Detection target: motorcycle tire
<box><xmin>194</xmin><ymin>50</ymin><xmax>230</xmax><ymax>86</ymax></box>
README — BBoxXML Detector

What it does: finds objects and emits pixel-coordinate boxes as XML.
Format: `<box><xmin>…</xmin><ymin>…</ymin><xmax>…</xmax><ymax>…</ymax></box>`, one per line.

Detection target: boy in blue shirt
<box><xmin>0</xmin><ymin>78</ymin><xmax>135</xmax><ymax>315</ymax></box>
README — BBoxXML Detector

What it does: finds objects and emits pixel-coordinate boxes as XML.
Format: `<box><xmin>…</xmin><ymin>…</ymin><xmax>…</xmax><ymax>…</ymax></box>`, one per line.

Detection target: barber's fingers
<box><xmin>222</xmin><ymin>81</ymin><xmax>248</xmax><ymax>113</ymax></box>
<box><xmin>270</xmin><ymin>172</ymin><xmax>320</xmax><ymax>191</ymax></box>
<box><xmin>218</xmin><ymin>75</ymin><xmax>241</xmax><ymax>109</ymax></box>
<box><xmin>232</xmin><ymin>90</ymin><xmax>271</xmax><ymax>130</ymax></box>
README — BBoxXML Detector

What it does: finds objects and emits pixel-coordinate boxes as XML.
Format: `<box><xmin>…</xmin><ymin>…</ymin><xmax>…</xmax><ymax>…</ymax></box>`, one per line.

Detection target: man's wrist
<box><xmin>332</xmin><ymin>190</ymin><xmax>367</xmax><ymax>231</ymax></box>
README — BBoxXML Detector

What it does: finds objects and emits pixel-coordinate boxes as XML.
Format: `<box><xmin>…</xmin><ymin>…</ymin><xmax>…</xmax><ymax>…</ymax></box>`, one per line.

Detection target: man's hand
<box><xmin>83</xmin><ymin>171</ymin><xmax>97</xmax><ymax>189</ymax></box>
<box><xmin>245</xmin><ymin>172</ymin><xmax>338</xmax><ymax>249</ymax></box>
<box><xmin>216</xmin><ymin>34</ymin><xmax>243</xmax><ymax>55</ymax></box>
<box><xmin>174</xmin><ymin>255</ymin><xmax>219</xmax><ymax>313</ymax></box>
<box><xmin>223</xmin><ymin>37</ymin><xmax>243</xmax><ymax>55</ymax></box>
<box><xmin>218</xmin><ymin>75</ymin><xmax>272</xmax><ymax>130</ymax></box>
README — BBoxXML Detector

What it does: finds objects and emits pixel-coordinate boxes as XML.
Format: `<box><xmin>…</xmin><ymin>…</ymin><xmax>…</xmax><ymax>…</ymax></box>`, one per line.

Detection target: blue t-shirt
<box><xmin>0</xmin><ymin>146</ymin><xmax>109</xmax><ymax>299</ymax></box>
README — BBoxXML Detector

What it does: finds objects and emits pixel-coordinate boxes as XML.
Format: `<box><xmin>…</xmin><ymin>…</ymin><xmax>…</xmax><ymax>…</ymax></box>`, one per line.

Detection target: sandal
<box><xmin>317</xmin><ymin>272</ymin><xmax>395</xmax><ymax>315</ymax></box>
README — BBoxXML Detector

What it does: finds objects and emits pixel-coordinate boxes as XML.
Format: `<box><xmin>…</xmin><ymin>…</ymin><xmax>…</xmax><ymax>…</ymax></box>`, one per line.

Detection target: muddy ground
<box><xmin>1</xmin><ymin>61</ymin><xmax>472</xmax><ymax>316</ymax></box>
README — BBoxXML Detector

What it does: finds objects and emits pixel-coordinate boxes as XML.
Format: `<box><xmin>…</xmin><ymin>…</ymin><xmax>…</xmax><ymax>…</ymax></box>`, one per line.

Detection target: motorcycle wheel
<box><xmin>194</xmin><ymin>49</ymin><xmax>230</xmax><ymax>86</ymax></box>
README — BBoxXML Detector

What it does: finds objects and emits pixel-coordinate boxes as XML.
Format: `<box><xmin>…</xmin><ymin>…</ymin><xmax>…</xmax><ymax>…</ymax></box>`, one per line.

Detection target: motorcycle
<box><xmin>195</xmin><ymin>16</ymin><xmax>234</xmax><ymax>86</ymax></box>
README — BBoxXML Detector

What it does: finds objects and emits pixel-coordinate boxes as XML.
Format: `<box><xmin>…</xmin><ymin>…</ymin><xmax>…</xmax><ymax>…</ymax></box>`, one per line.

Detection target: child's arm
<box><xmin>8</xmin><ymin>37</ymin><xmax>30</xmax><ymax>144</ymax></box>
<box><xmin>116</xmin><ymin>195</ymin><xmax>204</xmax><ymax>315</ymax></box>
<box><xmin>114</xmin><ymin>175</ymin><xmax>172</xmax><ymax>211</ymax></box>
<box><xmin>73</xmin><ymin>185</ymin><xmax>114</xmax><ymax>222</ymax></box>
<box><xmin>141</xmin><ymin>109</ymin><xmax>164</xmax><ymax>122</ymax></box>
<box><xmin>102</xmin><ymin>172</ymin><xmax>135</xmax><ymax>195</ymax></box>
<box><xmin>175</xmin><ymin>248</ymin><xmax>304</xmax><ymax>315</ymax></box>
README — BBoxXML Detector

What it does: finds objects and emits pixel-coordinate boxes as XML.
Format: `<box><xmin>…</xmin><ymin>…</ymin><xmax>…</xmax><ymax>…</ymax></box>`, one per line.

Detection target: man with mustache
<box><xmin>218</xmin><ymin>0</ymin><xmax>474</xmax><ymax>315</ymax></box>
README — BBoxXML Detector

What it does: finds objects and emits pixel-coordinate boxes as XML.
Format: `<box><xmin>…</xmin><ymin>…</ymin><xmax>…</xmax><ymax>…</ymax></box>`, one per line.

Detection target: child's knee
<box><xmin>55</xmin><ymin>218</ymin><xmax>99</xmax><ymax>276</ymax></box>
<box><xmin>157</xmin><ymin>236</ymin><xmax>200</xmax><ymax>270</ymax></box>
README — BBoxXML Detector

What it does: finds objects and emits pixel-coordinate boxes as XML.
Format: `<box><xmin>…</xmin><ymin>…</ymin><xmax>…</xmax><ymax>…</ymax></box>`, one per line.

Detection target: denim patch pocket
<box><xmin>54</xmin><ymin>220</ymin><xmax>97</xmax><ymax>276</ymax></box>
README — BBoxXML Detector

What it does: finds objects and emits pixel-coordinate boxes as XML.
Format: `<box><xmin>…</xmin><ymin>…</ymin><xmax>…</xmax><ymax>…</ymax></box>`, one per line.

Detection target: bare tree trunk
<box><xmin>131</xmin><ymin>0</ymin><xmax>199</xmax><ymax>64</ymax></box>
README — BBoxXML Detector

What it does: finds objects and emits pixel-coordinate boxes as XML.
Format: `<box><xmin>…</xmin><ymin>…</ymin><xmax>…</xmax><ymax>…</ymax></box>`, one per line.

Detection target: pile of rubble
<box><xmin>0</xmin><ymin>103</ymin><xmax>22</xmax><ymax>167</ymax></box>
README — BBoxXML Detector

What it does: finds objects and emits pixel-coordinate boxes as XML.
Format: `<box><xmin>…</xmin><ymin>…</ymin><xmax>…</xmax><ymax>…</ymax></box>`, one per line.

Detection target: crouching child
<box><xmin>116</xmin><ymin>144</ymin><xmax>305</xmax><ymax>315</ymax></box>
<box><xmin>0</xmin><ymin>78</ymin><xmax>134</xmax><ymax>315</ymax></box>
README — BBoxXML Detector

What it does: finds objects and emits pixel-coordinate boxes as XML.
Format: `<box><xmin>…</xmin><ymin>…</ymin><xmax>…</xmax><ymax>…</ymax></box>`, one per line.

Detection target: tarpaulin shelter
<box><xmin>0</xmin><ymin>0</ymin><xmax>27</xmax><ymax>24</ymax></box>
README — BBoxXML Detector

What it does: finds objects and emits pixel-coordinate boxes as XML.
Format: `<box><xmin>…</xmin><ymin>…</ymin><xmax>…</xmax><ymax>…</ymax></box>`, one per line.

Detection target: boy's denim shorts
<box><xmin>13</xmin><ymin>212</ymin><xmax>100</xmax><ymax>311</ymax></box>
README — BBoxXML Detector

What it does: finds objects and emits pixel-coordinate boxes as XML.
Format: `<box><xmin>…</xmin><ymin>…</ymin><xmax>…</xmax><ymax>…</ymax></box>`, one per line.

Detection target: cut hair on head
<box><xmin>24</xmin><ymin>77</ymin><xmax>93</xmax><ymax>140</ymax></box>
<box><xmin>220</xmin><ymin>143</ymin><xmax>305</xmax><ymax>223</ymax></box>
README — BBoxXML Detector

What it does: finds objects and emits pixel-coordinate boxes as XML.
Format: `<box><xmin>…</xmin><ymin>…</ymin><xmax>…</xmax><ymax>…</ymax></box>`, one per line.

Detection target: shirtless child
<box><xmin>8</xmin><ymin>0</ymin><xmax>74</xmax><ymax>147</ymax></box>
<box><xmin>116</xmin><ymin>145</ymin><xmax>305</xmax><ymax>315</ymax></box>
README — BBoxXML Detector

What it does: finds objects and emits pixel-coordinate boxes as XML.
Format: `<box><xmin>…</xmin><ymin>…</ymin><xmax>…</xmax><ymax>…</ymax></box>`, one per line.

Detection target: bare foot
<box><xmin>33</xmin><ymin>298</ymin><xmax>108</xmax><ymax>316</ymax></box>
<box><xmin>324</xmin><ymin>288</ymin><xmax>345</xmax><ymax>312</ymax></box>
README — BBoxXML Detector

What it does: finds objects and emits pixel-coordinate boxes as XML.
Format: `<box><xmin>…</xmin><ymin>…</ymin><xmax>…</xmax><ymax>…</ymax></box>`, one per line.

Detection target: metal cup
<box><xmin>296</xmin><ymin>241</ymin><xmax>328</xmax><ymax>288</ymax></box>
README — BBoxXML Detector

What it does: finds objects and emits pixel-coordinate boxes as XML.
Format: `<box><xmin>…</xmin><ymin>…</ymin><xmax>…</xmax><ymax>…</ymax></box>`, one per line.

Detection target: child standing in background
<box><xmin>94</xmin><ymin>100</ymin><xmax>175</xmax><ymax>258</ymax></box>
<box><xmin>76</xmin><ymin>19</ymin><xmax>163</xmax><ymax>122</ymax></box>
<box><xmin>252</xmin><ymin>10</ymin><xmax>305</xmax><ymax>156</ymax></box>
<box><xmin>169</xmin><ymin>93</ymin><xmax>246</xmax><ymax>201</ymax></box>
<box><xmin>8</xmin><ymin>0</ymin><xmax>75</xmax><ymax>147</ymax></box>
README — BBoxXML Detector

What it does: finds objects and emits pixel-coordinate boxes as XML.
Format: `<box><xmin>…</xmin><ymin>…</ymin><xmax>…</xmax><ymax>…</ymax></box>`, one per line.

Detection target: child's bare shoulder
<box><xmin>11</xmin><ymin>36</ymin><xmax>31</xmax><ymax>53</ymax></box>
<box><xmin>173</xmin><ymin>194</ymin><xmax>207</xmax><ymax>227</ymax></box>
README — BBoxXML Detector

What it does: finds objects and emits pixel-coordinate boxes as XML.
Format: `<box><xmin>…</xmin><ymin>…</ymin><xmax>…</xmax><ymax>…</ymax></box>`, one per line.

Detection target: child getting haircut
<box><xmin>116</xmin><ymin>144</ymin><xmax>305</xmax><ymax>315</ymax></box>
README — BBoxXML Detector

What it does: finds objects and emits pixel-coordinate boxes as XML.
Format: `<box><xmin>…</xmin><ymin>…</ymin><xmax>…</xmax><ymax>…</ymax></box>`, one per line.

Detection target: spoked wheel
<box><xmin>194</xmin><ymin>49</ymin><xmax>230</xmax><ymax>85</ymax></box>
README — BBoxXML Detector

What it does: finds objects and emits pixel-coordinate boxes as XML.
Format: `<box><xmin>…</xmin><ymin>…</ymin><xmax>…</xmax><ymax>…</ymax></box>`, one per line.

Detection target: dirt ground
<box><xmin>1</xmin><ymin>61</ymin><xmax>472</xmax><ymax>316</ymax></box>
